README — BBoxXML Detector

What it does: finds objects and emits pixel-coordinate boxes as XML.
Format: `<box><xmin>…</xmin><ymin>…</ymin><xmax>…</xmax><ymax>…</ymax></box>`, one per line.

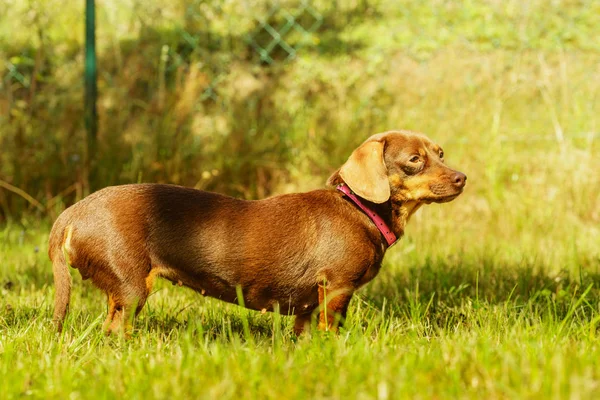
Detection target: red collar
<box><xmin>336</xmin><ymin>184</ymin><xmax>398</xmax><ymax>247</ymax></box>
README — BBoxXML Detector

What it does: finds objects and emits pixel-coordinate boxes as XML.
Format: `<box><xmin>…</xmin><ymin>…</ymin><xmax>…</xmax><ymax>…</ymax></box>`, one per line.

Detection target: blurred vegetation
<box><xmin>1</xmin><ymin>1</ymin><xmax>600</xmax><ymax>397</ymax></box>
<box><xmin>0</xmin><ymin>0</ymin><xmax>599</xmax><ymax>248</ymax></box>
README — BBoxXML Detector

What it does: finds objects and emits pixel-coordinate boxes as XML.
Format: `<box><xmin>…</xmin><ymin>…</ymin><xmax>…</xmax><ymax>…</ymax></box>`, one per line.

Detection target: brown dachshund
<box><xmin>48</xmin><ymin>130</ymin><xmax>466</xmax><ymax>336</ymax></box>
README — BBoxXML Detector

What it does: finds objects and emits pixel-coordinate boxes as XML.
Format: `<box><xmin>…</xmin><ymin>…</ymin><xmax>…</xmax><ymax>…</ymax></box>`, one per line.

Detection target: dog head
<box><xmin>328</xmin><ymin>130</ymin><xmax>466</xmax><ymax>204</ymax></box>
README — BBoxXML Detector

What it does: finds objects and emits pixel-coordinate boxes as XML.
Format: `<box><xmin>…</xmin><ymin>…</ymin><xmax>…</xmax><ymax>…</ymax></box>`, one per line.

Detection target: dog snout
<box><xmin>452</xmin><ymin>172</ymin><xmax>467</xmax><ymax>188</ymax></box>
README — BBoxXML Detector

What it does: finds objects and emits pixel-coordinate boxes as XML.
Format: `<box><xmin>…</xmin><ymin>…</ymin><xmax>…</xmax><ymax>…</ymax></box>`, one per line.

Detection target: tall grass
<box><xmin>1</xmin><ymin>0</ymin><xmax>600</xmax><ymax>397</ymax></box>
<box><xmin>2</xmin><ymin>222</ymin><xmax>600</xmax><ymax>398</ymax></box>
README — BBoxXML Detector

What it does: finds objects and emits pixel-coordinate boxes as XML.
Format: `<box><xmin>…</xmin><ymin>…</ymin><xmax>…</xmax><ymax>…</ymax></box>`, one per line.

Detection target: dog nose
<box><xmin>452</xmin><ymin>172</ymin><xmax>467</xmax><ymax>188</ymax></box>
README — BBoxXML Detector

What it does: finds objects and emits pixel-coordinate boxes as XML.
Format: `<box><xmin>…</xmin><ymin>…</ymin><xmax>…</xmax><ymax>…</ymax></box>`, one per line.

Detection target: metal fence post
<box><xmin>85</xmin><ymin>0</ymin><xmax>97</xmax><ymax>190</ymax></box>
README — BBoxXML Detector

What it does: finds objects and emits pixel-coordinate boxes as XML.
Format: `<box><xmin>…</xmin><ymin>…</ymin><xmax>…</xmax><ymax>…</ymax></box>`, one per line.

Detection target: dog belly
<box><xmin>241</xmin><ymin>282</ymin><xmax>320</xmax><ymax>315</ymax></box>
<box><xmin>154</xmin><ymin>264</ymin><xmax>319</xmax><ymax>315</ymax></box>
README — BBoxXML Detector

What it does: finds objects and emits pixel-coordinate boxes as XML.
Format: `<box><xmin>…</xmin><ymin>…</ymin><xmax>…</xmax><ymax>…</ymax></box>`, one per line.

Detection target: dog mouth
<box><xmin>435</xmin><ymin>191</ymin><xmax>462</xmax><ymax>203</ymax></box>
<box><xmin>428</xmin><ymin>184</ymin><xmax>463</xmax><ymax>203</ymax></box>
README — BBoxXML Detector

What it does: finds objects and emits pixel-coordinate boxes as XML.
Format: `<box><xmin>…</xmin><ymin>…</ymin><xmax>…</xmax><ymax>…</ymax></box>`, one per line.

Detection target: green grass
<box><xmin>2</xmin><ymin>186</ymin><xmax>600</xmax><ymax>399</ymax></box>
<box><xmin>2</xmin><ymin>0</ymin><xmax>600</xmax><ymax>398</ymax></box>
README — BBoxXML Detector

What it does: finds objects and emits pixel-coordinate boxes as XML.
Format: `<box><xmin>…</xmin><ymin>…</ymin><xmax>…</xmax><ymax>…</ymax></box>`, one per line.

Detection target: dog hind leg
<box><xmin>101</xmin><ymin>262</ymin><xmax>153</xmax><ymax>338</ymax></box>
<box><xmin>104</xmin><ymin>290</ymin><xmax>147</xmax><ymax>338</ymax></box>
<box><xmin>293</xmin><ymin>313</ymin><xmax>313</xmax><ymax>336</ymax></box>
<box><xmin>102</xmin><ymin>294</ymin><xmax>117</xmax><ymax>333</ymax></box>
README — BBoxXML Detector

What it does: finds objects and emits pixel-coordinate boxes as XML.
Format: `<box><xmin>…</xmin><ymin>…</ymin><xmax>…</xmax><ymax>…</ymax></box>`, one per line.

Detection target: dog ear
<box><xmin>337</xmin><ymin>138</ymin><xmax>390</xmax><ymax>203</ymax></box>
<box><xmin>326</xmin><ymin>168</ymin><xmax>343</xmax><ymax>187</ymax></box>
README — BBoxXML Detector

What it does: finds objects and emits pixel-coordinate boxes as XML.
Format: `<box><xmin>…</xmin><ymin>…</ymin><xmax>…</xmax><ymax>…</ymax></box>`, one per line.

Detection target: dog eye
<box><xmin>409</xmin><ymin>155</ymin><xmax>421</xmax><ymax>163</ymax></box>
<box><xmin>439</xmin><ymin>151</ymin><xmax>444</xmax><ymax>159</ymax></box>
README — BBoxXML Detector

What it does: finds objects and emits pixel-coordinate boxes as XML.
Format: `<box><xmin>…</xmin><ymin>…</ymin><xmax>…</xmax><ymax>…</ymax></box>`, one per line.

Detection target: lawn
<box><xmin>2</xmin><ymin>177</ymin><xmax>600</xmax><ymax>399</ymax></box>
<box><xmin>1</xmin><ymin>0</ymin><xmax>600</xmax><ymax>398</ymax></box>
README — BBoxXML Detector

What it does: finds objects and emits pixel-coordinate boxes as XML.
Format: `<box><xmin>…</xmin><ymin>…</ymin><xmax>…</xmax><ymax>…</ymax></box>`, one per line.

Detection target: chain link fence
<box><xmin>1</xmin><ymin>0</ymin><xmax>368</xmax><ymax>108</ymax></box>
<box><xmin>174</xmin><ymin>0</ymin><xmax>325</xmax><ymax>102</ymax></box>
<box><xmin>0</xmin><ymin>0</ymin><xmax>376</xmax><ymax>217</ymax></box>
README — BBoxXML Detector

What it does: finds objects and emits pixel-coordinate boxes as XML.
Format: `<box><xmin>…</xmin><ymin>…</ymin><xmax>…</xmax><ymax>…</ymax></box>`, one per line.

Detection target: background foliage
<box><xmin>1</xmin><ymin>0</ymin><xmax>600</xmax><ymax>398</ymax></box>
<box><xmin>1</xmin><ymin>0</ymin><xmax>598</xmax><ymax>218</ymax></box>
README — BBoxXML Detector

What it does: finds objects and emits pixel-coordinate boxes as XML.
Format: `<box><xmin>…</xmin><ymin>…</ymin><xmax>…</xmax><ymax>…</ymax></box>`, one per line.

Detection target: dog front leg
<box><xmin>317</xmin><ymin>282</ymin><xmax>353</xmax><ymax>333</ymax></box>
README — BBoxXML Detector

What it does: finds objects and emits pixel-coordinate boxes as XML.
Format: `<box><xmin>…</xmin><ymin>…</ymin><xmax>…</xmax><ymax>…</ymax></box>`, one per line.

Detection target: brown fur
<box><xmin>48</xmin><ymin>130</ymin><xmax>466</xmax><ymax>336</ymax></box>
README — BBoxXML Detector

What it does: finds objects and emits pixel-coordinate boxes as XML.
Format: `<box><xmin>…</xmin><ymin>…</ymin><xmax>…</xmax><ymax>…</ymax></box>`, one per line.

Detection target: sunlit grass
<box><xmin>2</xmin><ymin>175</ymin><xmax>600</xmax><ymax>398</ymax></box>
<box><xmin>1</xmin><ymin>0</ymin><xmax>600</xmax><ymax>398</ymax></box>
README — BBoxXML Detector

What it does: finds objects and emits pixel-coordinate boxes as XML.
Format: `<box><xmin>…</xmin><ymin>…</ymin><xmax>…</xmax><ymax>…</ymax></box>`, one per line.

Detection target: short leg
<box><xmin>105</xmin><ymin>297</ymin><xmax>138</xmax><ymax>338</ymax></box>
<box><xmin>102</xmin><ymin>294</ymin><xmax>117</xmax><ymax>333</ymax></box>
<box><xmin>104</xmin><ymin>278</ymin><xmax>151</xmax><ymax>338</ymax></box>
<box><xmin>293</xmin><ymin>313</ymin><xmax>313</xmax><ymax>336</ymax></box>
<box><xmin>318</xmin><ymin>282</ymin><xmax>353</xmax><ymax>333</ymax></box>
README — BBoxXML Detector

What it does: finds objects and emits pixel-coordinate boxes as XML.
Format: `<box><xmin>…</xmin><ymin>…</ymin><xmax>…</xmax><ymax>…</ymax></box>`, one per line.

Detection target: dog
<box><xmin>48</xmin><ymin>130</ymin><xmax>466</xmax><ymax>336</ymax></box>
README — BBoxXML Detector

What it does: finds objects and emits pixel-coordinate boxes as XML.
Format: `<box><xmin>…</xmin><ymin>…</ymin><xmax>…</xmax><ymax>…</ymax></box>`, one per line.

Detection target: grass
<box><xmin>2</xmin><ymin>174</ymin><xmax>600</xmax><ymax>399</ymax></box>
<box><xmin>2</xmin><ymin>0</ymin><xmax>600</xmax><ymax>398</ymax></box>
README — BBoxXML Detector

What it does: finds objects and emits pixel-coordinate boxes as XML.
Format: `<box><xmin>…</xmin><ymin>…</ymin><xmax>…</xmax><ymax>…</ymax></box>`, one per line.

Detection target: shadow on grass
<box><xmin>6</xmin><ymin>252</ymin><xmax>600</xmax><ymax>337</ymax></box>
<box><xmin>363</xmin><ymin>258</ymin><xmax>600</xmax><ymax>327</ymax></box>
<box><xmin>139</xmin><ymin>307</ymin><xmax>279</xmax><ymax>341</ymax></box>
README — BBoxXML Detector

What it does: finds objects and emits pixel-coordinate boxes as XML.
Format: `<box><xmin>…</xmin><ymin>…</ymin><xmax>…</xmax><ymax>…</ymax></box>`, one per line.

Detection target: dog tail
<box><xmin>49</xmin><ymin>220</ymin><xmax>73</xmax><ymax>333</ymax></box>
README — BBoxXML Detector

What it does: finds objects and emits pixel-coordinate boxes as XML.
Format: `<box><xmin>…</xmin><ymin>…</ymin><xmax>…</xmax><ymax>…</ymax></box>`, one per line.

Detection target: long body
<box><xmin>49</xmin><ymin>130</ymin><xmax>466</xmax><ymax>336</ymax></box>
<box><xmin>49</xmin><ymin>184</ymin><xmax>385</xmax><ymax>333</ymax></box>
